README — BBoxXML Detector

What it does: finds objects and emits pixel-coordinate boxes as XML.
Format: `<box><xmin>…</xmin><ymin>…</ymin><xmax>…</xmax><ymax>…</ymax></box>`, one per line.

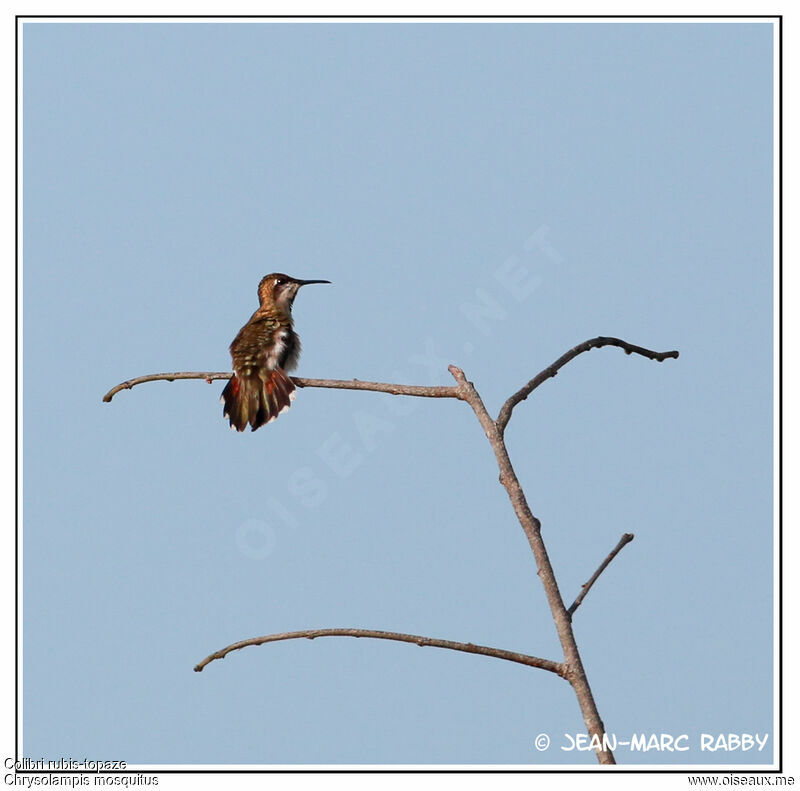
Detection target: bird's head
<box><xmin>258</xmin><ymin>273</ymin><xmax>331</xmax><ymax>311</ymax></box>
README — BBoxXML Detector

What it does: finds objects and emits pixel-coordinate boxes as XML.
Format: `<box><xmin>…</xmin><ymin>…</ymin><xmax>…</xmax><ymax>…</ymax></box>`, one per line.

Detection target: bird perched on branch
<box><xmin>221</xmin><ymin>273</ymin><xmax>330</xmax><ymax>432</ymax></box>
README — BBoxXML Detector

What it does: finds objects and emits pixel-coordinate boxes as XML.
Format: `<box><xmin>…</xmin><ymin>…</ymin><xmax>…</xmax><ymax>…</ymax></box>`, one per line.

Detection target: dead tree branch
<box><xmin>193</xmin><ymin>628</ymin><xmax>567</xmax><ymax>677</ymax></box>
<box><xmin>446</xmin><ymin>364</ymin><xmax>615</xmax><ymax>763</ymax></box>
<box><xmin>103</xmin><ymin>337</ymin><xmax>678</xmax><ymax>765</ymax></box>
<box><xmin>102</xmin><ymin>372</ymin><xmax>461</xmax><ymax>404</ymax></box>
<box><xmin>496</xmin><ymin>336</ymin><xmax>679</xmax><ymax>433</ymax></box>
<box><xmin>567</xmin><ymin>533</ymin><xmax>636</xmax><ymax>618</ymax></box>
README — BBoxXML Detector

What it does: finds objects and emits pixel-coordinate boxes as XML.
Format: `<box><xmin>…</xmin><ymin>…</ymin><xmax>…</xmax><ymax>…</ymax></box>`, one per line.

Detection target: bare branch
<box><xmin>292</xmin><ymin>377</ymin><xmax>461</xmax><ymax>399</ymax></box>
<box><xmin>102</xmin><ymin>372</ymin><xmax>231</xmax><ymax>402</ymax></box>
<box><xmin>496</xmin><ymin>336</ymin><xmax>679</xmax><ymax>433</ymax></box>
<box><xmin>102</xmin><ymin>336</ymin><xmax>677</xmax><ymax>408</ymax></box>
<box><xmin>193</xmin><ymin>627</ymin><xmax>567</xmax><ymax>677</ymax></box>
<box><xmin>447</xmin><ymin>363</ymin><xmax>616</xmax><ymax>764</ymax></box>
<box><xmin>567</xmin><ymin>533</ymin><xmax>635</xmax><ymax>618</ymax></box>
<box><xmin>106</xmin><ymin>338</ymin><xmax>677</xmax><ymax>765</ymax></box>
<box><xmin>102</xmin><ymin>371</ymin><xmax>462</xmax><ymax>404</ymax></box>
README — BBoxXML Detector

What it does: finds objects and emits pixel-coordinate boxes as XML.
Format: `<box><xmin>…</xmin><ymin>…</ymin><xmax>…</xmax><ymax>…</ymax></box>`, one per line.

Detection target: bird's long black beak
<box><xmin>296</xmin><ymin>279</ymin><xmax>331</xmax><ymax>286</ymax></box>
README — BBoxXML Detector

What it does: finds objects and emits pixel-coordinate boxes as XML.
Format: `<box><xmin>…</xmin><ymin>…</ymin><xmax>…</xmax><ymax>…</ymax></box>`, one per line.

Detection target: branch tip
<box><xmin>447</xmin><ymin>364</ymin><xmax>466</xmax><ymax>381</ymax></box>
<box><xmin>567</xmin><ymin>532</ymin><xmax>636</xmax><ymax>617</ymax></box>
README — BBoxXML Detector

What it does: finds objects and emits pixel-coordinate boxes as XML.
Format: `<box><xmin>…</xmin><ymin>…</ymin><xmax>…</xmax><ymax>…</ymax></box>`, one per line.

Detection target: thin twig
<box><xmin>193</xmin><ymin>628</ymin><xmax>567</xmax><ymax>677</ymax></box>
<box><xmin>496</xmin><ymin>336</ymin><xmax>679</xmax><ymax>433</ymax></box>
<box><xmin>102</xmin><ymin>372</ymin><xmax>231</xmax><ymax>402</ymax></box>
<box><xmin>102</xmin><ymin>371</ymin><xmax>462</xmax><ymax>404</ymax></box>
<box><xmin>567</xmin><ymin>533</ymin><xmax>636</xmax><ymax>618</ymax></box>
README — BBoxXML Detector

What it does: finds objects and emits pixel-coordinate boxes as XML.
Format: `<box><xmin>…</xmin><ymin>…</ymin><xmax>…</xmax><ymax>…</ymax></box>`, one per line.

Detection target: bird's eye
<box><xmin>275</xmin><ymin>278</ymin><xmax>286</xmax><ymax>286</ymax></box>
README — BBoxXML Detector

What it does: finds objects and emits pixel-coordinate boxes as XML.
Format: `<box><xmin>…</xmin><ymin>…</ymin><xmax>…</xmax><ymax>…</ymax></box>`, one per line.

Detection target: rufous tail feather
<box><xmin>221</xmin><ymin>368</ymin><xmax>296</xmax><ymax>432</ymax></box>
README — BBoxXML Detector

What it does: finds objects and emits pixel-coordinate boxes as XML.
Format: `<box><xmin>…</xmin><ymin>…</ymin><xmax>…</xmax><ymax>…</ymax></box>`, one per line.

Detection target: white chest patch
<box><xmin>265</xmin><ymin>329</ymin><xmax>289</xmax><ymax>369</ymax></box>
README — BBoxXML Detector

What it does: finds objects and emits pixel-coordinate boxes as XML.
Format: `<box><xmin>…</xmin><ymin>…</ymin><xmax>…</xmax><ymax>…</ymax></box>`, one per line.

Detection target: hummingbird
<box><xmin>221</xmin><ymin>273</ymin><xmax>330</xmax><ymax>432</ymax></box>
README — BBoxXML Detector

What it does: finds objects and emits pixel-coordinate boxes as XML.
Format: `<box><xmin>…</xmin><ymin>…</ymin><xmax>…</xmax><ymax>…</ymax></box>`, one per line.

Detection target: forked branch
<box><xmin>102</xmin><ymin>337</ymin><xmax>676</xmax><ymax>412</ymax></box>
<box><xmin>103</xmin><ymin>336</ymin><xmax>678</xmax><ymax>766</ymax></box>
<box><xmin>193</xmin><ymin>628</ymin><xmax>567</xmax><ymax>677</ymax></box>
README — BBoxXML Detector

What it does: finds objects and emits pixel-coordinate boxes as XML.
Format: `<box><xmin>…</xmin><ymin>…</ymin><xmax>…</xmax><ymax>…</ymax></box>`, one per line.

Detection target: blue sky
<box><xmin>21</xmin><ymin>19</ymin><xmax>775</xmax><ymax>767</ymax></box>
